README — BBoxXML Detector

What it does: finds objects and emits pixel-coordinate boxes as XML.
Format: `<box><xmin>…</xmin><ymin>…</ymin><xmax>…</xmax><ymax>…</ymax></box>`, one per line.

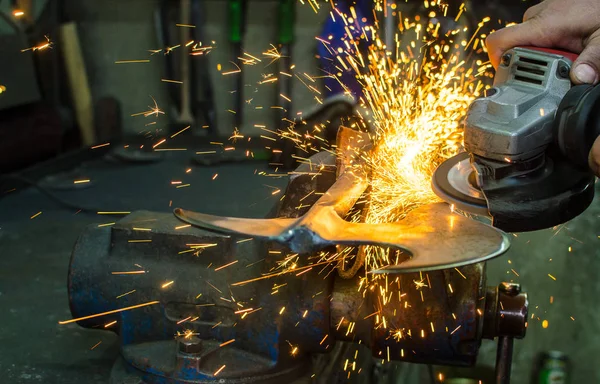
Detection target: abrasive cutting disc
<box><xmin>432</xmin><ymin>152</ymin><xmax>489</xmax><ymax>215</ymax></box>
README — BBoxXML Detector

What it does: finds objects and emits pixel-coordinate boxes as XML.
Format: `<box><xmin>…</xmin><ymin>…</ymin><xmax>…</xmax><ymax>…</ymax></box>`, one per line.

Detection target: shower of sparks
<box><xmin>350</xmin><ymin>18</ymin><xmax>491</xmax><ymax>271</ymax></box>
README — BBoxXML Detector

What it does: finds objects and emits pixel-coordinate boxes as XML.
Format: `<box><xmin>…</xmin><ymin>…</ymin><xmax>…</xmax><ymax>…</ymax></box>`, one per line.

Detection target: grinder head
<box><xmin>433</xmin><ymin>47</ymin><xmax>597</xmax><ymax>232</ymax></box>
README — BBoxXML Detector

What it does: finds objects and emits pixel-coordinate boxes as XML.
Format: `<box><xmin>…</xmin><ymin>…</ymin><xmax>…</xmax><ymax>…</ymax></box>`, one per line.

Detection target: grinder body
<box><xmin>433</xmin><ymin>47</ymin><xmax>599</xmax><ymax>232</ymax></box>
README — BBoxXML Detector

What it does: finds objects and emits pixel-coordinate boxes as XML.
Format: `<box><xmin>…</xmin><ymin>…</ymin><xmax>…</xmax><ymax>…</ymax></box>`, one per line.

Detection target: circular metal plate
<box><xmin>432</xmin><ymin>153</ymin><xmax>489</xmax><ymax>215</ymax></box>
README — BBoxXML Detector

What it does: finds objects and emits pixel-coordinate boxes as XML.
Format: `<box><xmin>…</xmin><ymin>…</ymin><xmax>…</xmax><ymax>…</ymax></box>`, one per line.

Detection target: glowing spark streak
<box><xmin>220</xmin><ymin>339</ymin><xmax>235</xmax><ymax>347</ymax></box>
<box><xmin>222</xmin><ymin>62</ymin><xmax>242</xmax><ymax>75</ymax></box>
<box><xmin>162</xmin><ymin>79</ymin><xmax>183</xmax><ymax>84</ymax></box>
<box><xmin>116</xmin><ymin>290</ymin><xmax>136</xmax><ymax>299</ymax></box>
<box><xmin>363</xmin><ymin>311</ymin><xmax>379</xmax><ymax>320</ymax></box>
<box><xmin>236</xmin><ymin>238</ymin><xmax>253</xmax><ymax>243</ymax></box>
<box><xmin>454</xmin><ymin>268</ymin><xmax>467</xmax><ymax>279</ymax></box>
<box><xmin>153</xmin><ymin>139</ymin><xmax>166</xmax><ymax>148</ymax></box>
<box><xmin>30</xmin><ymin>211</ymin><xmax>42</xmax><ymax>219</ymax></box>
<box><xmin>320</xmin><ymin>335</ymin><xmax>328</xmax><ymax>345</ymax></box>
<box><xmin>214</xmin><ymin>260</ymin><xmax>239</xmax><ymax>271</ymax></box>
<box><xmin>74</xmin><ymin>179</ymin><xmax>90</xmax><ymax>184</ymax></box>
<box><xmin>548</xmin><ymin>274</ymin><xmax>557</xmax><ymax>281</ymax></box>
<box><xmin>175</xmin><ymin>224</ymin><xmax>191</xmax><ymax>230</ymax></box>
<box><xmin>97</xmin><ymin>222</ymin><xmax>115</xmax><ymax>227</ymax></box>
<box><xmin>97</xmin><ymin>211</ymin><xmax>130</xmax><ymax>215</ymax></box>
<box><xmin>133</xmin><ymin>227</ymin><xmax>152</xmax><ymax>231</ymax></box>
<box><xmin>111</xmin><ymin>271</ymin><xmax>146</xmax><ymax>275</ymax></box>
<box><xmin>207</xmin><ymin>282</ymin><xmax>223</xmax><ymax>294</ymax></box>
<box><xmin>128</xmin><ymin>240</ymin><xmax>152</xmax><ymax>243</ymax></box>
<box><xmin>176</xmin><ymin>184</ymin><xmax>190</xmax><ymax>188</ymax></box>
<box><xmin>104</xmin><ymin>320</ymin><xmax>117</xmax><ymax>328</ymax></box>
<box><xmin>90</xmin><ymin>341</ymin><xmax>102</xmax><ymax>350</ymax></box>
<box><xmin>279</xmin><ymin>306</ymin><xmax>286</xmax><ymax>315</ymax></box>
<box><xmin>115</xmin><ymin>60</ymin><xmax>150</xmax><ymax>64</ymax></box>
<box><xmin>188</xmin><ymin>243</ymin><xmax>218</xmax><ymax>248</ymax></box>
<box><xmin>91</xmin><ymin>143</ymin><xmax>110</xmax><ymax>149</ymax></box>
<box><xmin>58</xmin><ymin>301</ymin><xmax>160</xmax><ymax>324</ymax></box>
<box><xmin>295</xmin><ymin>267</ymin><xmax>312</xmax><ymax>276</ymax></box>
<box><xmin>170</xmin><ymin>126</ymin><xmax>191</xmax><ymax>139</ymax></box>
<box><xmin>155</xmin><ymin>148</ymin><xmax>187</xmax><ymax>153</ymax></box>
<box><xmin>162</xmin><ymin>281</ymin><xmax>174</xmax><ymax>288</ymax></box>
<box><xmin>234</xmin><ymin>308</ymin><xmax>253</xmax><ymax>314</ymax></box>
<box><xmin>232</xmin><ymin>259</ymin><xmax>334</xmax><ymax>286</ymax></box>
<box><xmin>243</xmin><ymin>52</ymin><xmax>262</xmax><ymax>62</ymax></box>
<box><xmin>214</xmin><ymin>365</ymin><xmax>226</xmax><ymax>376</ymax></box>
<box><xmin>176</xmin><ymin>24</ymin><xmax>196</xmax><ymax>28</ymax></box>
<box><xmin>451</xmin><ymin>325</ymin><xmax>462</xmax><ymax>335</ymax></box>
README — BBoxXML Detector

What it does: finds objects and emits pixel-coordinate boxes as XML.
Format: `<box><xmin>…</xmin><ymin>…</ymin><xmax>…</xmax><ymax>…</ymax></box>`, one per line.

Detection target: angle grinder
<box><xmin>433</xmin><ymin>47</ymin><xmax>600</xmax><ymax>232</ymax></box>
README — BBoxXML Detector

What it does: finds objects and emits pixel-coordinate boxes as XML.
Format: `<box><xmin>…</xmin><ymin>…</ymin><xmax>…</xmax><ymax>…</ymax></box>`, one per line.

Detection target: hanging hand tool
<box><xmin>433</xmin><ymin>47</ymin><xmax>600</xmax><ymax>232</ymax></box>
<box><xmin>191</xmin><ymin>0</ymin><xmax>216</xmax><ymax>133</ymax></box>
<box><xmin>269</xmin><ymin>0</ymin><xmax>295</xmax><ymax>166</ymax></box>
<box><xmin>177</xmin><ymin>0</ymin><xmax>195</xmax><ymax>126</ymax></box>
<box><xmin>228</xmin><ymin>0</ymin><xmax>247</xmax><ymax>130</ymax></box>
<box><xmin>276</xmin><ymin>0</ymin><xmax>294</xmax><ymax>123</ymax></box>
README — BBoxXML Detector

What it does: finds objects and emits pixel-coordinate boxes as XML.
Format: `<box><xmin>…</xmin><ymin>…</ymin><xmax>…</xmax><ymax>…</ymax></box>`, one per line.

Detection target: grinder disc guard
<box><xmin>432</xmin><ymin>152</ymin><xmax>488</xmax><ymax>215</ymax></box>
<box><xmin>433</xmin><ymin>151</ymin><xmax>596</xmax><ymax>232</ymax></box>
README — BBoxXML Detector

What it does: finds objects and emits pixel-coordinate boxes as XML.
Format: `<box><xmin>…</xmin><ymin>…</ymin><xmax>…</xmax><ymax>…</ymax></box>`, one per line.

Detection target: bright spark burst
<box><xmin>350</xmin><ymin>16</ymin><xmax>491</xmax><ymax>271</ymax></box>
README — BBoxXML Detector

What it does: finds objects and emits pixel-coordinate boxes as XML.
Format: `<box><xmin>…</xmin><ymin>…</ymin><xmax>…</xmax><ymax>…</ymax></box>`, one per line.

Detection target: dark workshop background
<box><xmin>0</xmin><ymin>1</ymin><xmax>599</xmax><ymax>383</ymax></box>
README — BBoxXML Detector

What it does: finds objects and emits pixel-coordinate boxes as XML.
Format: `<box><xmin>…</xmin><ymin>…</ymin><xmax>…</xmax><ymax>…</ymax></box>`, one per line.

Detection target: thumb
<box><xmin>572</xmin><ymin>34</ymin><xmax>600</xmax><ymax>85</ymax></box>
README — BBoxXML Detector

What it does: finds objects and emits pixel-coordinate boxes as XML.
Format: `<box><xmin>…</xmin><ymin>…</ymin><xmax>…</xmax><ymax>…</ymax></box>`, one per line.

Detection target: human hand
<box><xmin>486</xmin><ymin>0</ymin><xmax>600</xmax><ymax>176</ymax></box>
<box><xmin>486</xmin><ymin>0</ymin><xmax>600</xmax><ymax>85</ymax></box>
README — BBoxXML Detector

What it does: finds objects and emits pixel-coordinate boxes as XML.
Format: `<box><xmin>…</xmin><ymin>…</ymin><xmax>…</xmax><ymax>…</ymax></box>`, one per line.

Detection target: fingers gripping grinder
<box><xmin>433</xmin><ymin>47</ymin><xmax>600</xmax><ymax>232</ymax></box>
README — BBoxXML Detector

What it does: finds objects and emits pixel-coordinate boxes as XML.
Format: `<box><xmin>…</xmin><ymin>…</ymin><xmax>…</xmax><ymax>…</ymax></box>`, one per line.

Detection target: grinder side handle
<box><xmin>554</xmin><ymin>84</ymin><xmax>600</xmax><ymax>170</ymax></box>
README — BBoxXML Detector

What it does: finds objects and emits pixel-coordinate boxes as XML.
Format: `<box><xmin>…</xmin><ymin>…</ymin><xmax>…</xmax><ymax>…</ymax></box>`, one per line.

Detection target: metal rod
<box><xmin>495</xmin><ymin>336</ymin><xmax>514</xmax><ymax>384</ymax></box>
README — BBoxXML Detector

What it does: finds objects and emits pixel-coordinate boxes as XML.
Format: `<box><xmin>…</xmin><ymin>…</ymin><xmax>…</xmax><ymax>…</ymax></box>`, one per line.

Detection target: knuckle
<box><xmin>523</xmin><ymin>5</ymin><xmax>539</xmax><ymax>22</ymax></box>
